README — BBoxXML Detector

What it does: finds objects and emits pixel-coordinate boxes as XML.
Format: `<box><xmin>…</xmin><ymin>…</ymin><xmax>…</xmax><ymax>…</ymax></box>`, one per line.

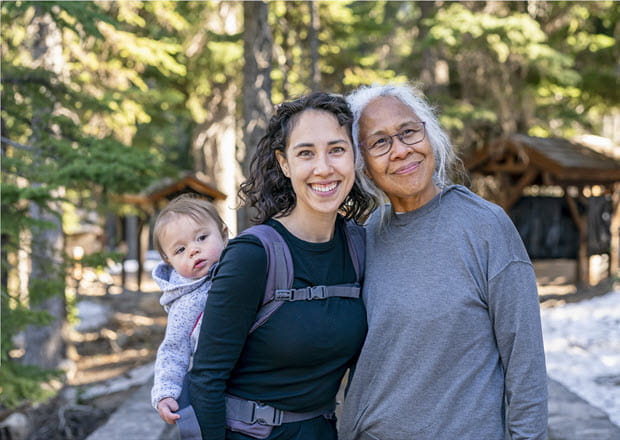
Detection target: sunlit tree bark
<box><xmin>308</xmin><ymin>1</ymin><xmax>321</xmax><ymax>91</ymax></box>
<box><xmin>238</xmin><ymin>0</ymin><xmax>273</xmax><ymax>230</ymax></box>
<box><xmin>189</xmin><ymin>2</ymin><xmax>242</xmax><ymax>234</ymax></box>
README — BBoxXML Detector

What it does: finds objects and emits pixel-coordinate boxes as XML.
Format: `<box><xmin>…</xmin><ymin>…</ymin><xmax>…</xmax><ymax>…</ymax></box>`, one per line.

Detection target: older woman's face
<box><xmin>359</xmin><ymin>96</ymin><xmax>439</xmax><ymax>212</ymax></box>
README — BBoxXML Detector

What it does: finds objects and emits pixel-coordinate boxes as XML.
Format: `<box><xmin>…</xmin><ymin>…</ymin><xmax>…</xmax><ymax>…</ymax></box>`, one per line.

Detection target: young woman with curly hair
<box><xmin>189</xmin><ymin>91</ymin><xmax>376</xmax><ymax>440</ymax></box>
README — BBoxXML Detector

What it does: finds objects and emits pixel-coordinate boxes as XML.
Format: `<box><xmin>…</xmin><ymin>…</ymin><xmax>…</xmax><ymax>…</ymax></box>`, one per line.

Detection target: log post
<box><xmin>565</xmin><ymin>187</ymin><xmax>589</xmax><ymax>286</ymax></box>
<box><xmin>610</xmin><ymin>183</ymin><xmax>620</xmax><ymax>278</ymax></box>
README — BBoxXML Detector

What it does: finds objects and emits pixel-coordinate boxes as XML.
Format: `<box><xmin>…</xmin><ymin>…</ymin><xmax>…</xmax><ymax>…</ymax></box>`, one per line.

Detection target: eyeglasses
<box><xmin>361</xmin><ymin>122</ymin><xmax>426</xmax><ymax>157</ymax></box>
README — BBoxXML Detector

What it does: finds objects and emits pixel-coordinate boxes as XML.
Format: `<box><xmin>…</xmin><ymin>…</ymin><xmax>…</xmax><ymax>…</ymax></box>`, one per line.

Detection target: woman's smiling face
<box><xmin>359</xmin><ymin>96</ymin><xmax>439</xmax><ymax>212</ymax></box>
<box><xmin>276</xmin><ymin>109</ymin><xmax>355</xmax><ymax>220</ymax></box>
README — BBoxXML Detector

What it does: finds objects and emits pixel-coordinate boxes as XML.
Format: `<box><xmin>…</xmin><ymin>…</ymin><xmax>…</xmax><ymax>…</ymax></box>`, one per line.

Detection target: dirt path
<box><xmin>24</xmin><ymin>284</ymin><xmax>167</xmax><ymax>440</ymax></box>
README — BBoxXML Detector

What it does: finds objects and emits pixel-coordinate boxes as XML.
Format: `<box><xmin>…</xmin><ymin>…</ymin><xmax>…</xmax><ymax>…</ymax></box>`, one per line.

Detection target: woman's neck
<box><xmin>276</xmin><ymin>210</ymin><xmax>337</xmax><ymax>243</ymax></box>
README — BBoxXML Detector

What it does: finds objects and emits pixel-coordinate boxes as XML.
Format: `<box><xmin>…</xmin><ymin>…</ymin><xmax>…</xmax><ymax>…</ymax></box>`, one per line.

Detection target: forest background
<box><xmin>1</xmin><ymin>0</ymin><xmax>619</xmax><ymax>411</ymax></box>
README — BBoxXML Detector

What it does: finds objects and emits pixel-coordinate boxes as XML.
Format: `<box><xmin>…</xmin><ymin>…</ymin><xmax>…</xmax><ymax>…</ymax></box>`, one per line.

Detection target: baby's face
<box><xmin>159</xmin><ymin>214</ymin><xmax>226</xmax><ymax>279</ymax></box>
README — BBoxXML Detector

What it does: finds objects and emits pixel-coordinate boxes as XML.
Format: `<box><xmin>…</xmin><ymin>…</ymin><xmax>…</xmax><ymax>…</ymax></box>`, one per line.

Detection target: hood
<box><xmin>152</xmin><ymin>261</ymin><xmax>214</xmax><ymax>310</ymax></box>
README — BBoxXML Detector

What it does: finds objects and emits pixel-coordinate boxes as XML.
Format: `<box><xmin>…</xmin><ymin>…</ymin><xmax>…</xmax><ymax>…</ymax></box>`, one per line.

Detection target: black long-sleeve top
<box><xmin>189</xmin><ymin>217</ymin><xmax>367</xmax><ymax>440</ymax></box>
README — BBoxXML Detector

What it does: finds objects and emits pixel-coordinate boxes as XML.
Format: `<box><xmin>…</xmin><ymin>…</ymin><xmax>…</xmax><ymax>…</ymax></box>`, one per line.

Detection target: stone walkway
<box><xmin>547</xmin><ymin>378</ymin><xmax>620</xmax><ymax>440</ymax></box>
<box><xmin>85</xmin><ymin>376</ymin><xmax>173</xmax><ymax>440</ymax></box>
<box><xmin>86</xmin><ymin>375</ymin><xmax>620</xmax><ymax>440</ymax></box>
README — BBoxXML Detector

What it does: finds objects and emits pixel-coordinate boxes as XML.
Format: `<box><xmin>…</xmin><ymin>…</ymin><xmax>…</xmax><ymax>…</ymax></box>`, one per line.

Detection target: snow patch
<box><xmin>542</xmin><ymin>290</ymin><xmax>620</xmax><ymax>427</ymax></box>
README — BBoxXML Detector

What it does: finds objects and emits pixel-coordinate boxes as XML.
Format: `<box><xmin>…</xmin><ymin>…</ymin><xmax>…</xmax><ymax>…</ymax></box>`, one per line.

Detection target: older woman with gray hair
<box><xmin>340</xmin><ymin>83</ymin><xmax>548</xmax><ymax>440</ymax></box>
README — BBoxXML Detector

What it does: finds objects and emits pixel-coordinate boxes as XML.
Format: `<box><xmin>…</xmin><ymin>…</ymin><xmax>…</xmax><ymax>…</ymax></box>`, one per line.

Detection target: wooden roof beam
<box><xmin>501</xmin><ymin>167</ymin><xmax>540</xmax><ymax>212</ymax></box>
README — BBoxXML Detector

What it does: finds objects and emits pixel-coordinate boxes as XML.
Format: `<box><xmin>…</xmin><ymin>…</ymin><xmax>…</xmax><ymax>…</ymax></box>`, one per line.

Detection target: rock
<box><xmin>74</xmin><ymin>300</ymin><xmax>112</xmax><ymax>332</ymax></box>
<box><xmin>79</xmin><ymin>362</ymin><xmax>154</xmax><ymax>401</ymax></box>
<box><xmin>0</xmin><ymin>412</ymin><xmax>30</xmax><ymax>440</ymax></box>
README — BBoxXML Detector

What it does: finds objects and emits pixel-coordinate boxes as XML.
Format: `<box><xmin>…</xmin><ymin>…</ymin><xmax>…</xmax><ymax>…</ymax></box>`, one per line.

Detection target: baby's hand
<box><xmin>157</xmin><ymin>397</ymin><xmax>181</xmax><ymax>424</ymax></box>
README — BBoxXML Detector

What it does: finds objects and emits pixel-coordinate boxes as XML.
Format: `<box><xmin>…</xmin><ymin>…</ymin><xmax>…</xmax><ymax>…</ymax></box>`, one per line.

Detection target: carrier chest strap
<box><xmin>242</xmin><ymin>221</ymin><xmax>364</xmax><ymax>334</ymax></box>
<box><xmin>225</xmin><ymin>395</ymin><xmax>335</xmax><ymax>426</ymax></box>
<box><xmin>274</xmin><ymin>284</ymin><xmax>360</xmax><ymax>301</ymax></box>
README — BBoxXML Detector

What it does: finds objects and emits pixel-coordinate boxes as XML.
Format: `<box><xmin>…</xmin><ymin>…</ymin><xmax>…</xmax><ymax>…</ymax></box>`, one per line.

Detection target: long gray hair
<box><xmin>346</xmin><ymin>83</ymin><xmax>459</xmax><ymax>215</ymax></box>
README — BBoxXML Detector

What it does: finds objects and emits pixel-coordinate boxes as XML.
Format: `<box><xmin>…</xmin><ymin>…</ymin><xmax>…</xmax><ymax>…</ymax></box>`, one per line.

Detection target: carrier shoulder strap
<box><xmin>343</xmin><ymin>220</ymin><xmax>365</xmax><ymax>281</ymax></box>
<box><xmin>241</xmin><ymin>221</ymin><xmax>365</xmax><ymax>334</ymax></box>
<box><xmin>241</xmin><ymin>225</ymin><xmax>293</xmax><ymax>333</ymax></box>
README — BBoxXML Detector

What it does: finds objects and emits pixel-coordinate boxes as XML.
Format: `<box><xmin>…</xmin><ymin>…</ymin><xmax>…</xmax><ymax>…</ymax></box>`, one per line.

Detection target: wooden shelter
<box><xmin>466</xmin><ymin>134</ymin><xmax>620</xmax><ymax>286</ymax></box>
<box><xmin>119</xmin><ymin>171</ymin><xmax>227</xmax><ymax>289</ymax></box>
<box><xmin>122</xmin><ymin>171</ymin><xmax>227</xmax><ymax>212</ymax></box>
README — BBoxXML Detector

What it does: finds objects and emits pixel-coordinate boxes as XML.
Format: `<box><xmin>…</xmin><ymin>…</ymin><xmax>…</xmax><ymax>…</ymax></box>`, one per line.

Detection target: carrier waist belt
<box><xmin>225</xmin><ymin>395</ymin><xmax>335</xmax><ymax>426</ymax></box>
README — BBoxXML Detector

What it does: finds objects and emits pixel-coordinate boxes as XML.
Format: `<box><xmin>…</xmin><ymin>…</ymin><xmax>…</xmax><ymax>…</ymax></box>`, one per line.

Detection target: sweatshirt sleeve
<box><xmin>151</xmin><ymin>289</ymin><xmax>206</xmax><ymax>408</ymax></box>
<box><xmin>488</xmin><ymin>259</ymin><xmax>548</xmax><ymax>439</ymax></box>
<box><xmin>188</xmin><ymin>237</ymin><xmax>267</xmax><ymax>440</ymax></box>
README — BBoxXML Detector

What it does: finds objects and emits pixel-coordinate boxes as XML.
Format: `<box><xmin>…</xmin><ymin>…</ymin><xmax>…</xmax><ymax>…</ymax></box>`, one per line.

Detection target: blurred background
<box><xmin>1</xmin><ymin>1</ymin><xmax>619</xmax><ymax>438</ymax></box>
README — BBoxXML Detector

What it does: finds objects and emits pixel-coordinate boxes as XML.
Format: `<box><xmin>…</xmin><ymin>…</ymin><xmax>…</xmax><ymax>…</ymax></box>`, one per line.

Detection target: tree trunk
<box><xmin>308</xmin><ymin>1</ymin><xmax>321</xmax><ymax>91</ymax></box>
<box><xmin>22</xmin><ymin>195</ymin><xmax>66</xmax><ymax>369</ymax></box>
<box><xmin>22</xmin><ymin>8</ymin><xmax>67</xmax><ymax>369</ymax></box>
<box><xmin>418</xmin><ymin>1</ymin><xmax>437</xmax><ymax>91</ymax></box>
<box><xmin>190</xmin><ymin>3</ymin><xmax>243</xmax><ymax>235</ymax></box>
<box><xmin>191</xmin><ymin>81</ymin><xmax>240</xmax><ymax>235</ymax></box>
<box><xmin>239</xmin><ymin>0</ymin><xmax>273</xmax><ymax>231</ymax></box>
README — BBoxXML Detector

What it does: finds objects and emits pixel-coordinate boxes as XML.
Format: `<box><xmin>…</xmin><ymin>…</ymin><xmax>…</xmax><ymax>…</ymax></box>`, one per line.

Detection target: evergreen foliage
<box><xmin>0</xmin><ymin>1</ymin><xmax>172</xmax><ymax>407</ymax></box>
<box><xmin>0</xmin><ymin>0</ymin><xmax>617</xmax><ymax>408</ymax></box>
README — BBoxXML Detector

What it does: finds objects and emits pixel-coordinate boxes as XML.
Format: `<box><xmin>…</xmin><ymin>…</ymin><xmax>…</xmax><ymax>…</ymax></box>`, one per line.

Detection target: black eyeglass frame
<box><xmin>361</xmin><ymin>121</ymin><xmax>427</xmax><ymax>157</ymax></box>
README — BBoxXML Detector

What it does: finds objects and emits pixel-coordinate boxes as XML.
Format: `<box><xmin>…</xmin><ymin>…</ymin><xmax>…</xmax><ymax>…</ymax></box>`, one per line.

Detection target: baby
<box><xmin>150</xmin><ymin>193</ymin><xmax>228</xmax><ymax>427</ymax></box>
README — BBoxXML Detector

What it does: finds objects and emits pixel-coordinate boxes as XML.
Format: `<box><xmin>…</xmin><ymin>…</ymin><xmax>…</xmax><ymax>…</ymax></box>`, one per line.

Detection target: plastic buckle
<box><xmin>251</xmin><ymin>402</ymin><xmax>283</xmax><ymax>426</ymax></box>
<box><xmin>323</xmin><ymin>410</ymin><xmax>336</xmax><ymax>420</ymax></box>
<box><xmin>310</xmin><ymin>285</ymin><xmax>326</xmax><ymax>300</ymax></box>
<box><xmin>275</xmin><ymin>289</ymin><xmax>293</xmax><ymax>300</ymax></box>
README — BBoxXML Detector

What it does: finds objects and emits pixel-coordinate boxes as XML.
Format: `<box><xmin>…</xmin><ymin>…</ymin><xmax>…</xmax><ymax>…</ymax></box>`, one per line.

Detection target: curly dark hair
<box><xmin>239</xmin><ymin>91</ymin><xmax>376</xmax><ymax>224</ymax></box>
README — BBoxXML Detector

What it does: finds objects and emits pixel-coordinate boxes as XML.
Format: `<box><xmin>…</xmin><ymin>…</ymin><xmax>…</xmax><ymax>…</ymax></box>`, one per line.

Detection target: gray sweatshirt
<box><xmin>150</xmin><ymin>262</ymin><xmax>212</xmax><ymax>409</ymax></box>
<box><xmin>340</xmin><ymin>185</ymin><xmax>547</xmax><ymax>440</ymax></box>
